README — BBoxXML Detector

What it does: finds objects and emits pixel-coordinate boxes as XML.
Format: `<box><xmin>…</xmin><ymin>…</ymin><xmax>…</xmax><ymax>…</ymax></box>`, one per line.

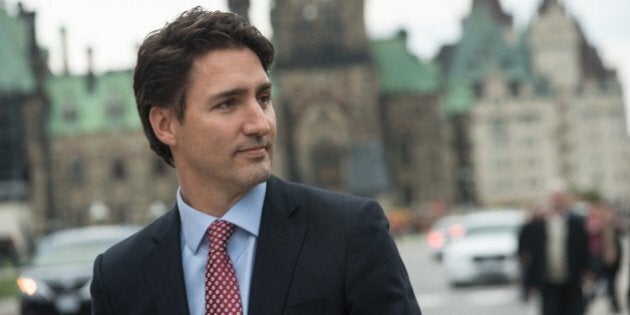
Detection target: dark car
<box><xmin>17</xmin><ymin>225</ymin><xmax>140</xmax><ymax>315</ymax></box>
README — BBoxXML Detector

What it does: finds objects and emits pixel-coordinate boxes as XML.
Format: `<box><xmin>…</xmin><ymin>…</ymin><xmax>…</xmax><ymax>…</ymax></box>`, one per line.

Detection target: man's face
<box><xmin>550</xmin><ymin>190</ymin><xmax>569</xmax><ymax>213</ymax></box>
<box><xmin>167</xmin><ymin>48</ymin><xmax>276</xmax><ymax>193</ymax></box>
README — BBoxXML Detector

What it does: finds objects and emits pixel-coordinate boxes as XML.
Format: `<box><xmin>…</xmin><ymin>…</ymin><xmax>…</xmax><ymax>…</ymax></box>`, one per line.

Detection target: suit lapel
<box><xmin>249</xmin><ymin>177</ymin><xmax>307</xmax><ymax>314</ymax></box>
<box><xmin>142</xmin><ymin>208</ymin><xmax>190</xmax><ymax>315</ymax></box>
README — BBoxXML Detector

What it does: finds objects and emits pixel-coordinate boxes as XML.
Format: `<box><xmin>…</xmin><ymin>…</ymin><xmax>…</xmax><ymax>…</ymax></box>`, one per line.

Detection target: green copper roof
<box><xmin>440</xmin><ymin>1</ymin><xmax>533</xmax><ymax>115</ymax></box>
<box><xmin>445</xmin><ymin>81</ymin><xmax>474</xmax><ymax>115</ymax></box>
<box><xmin>47</xmin><ymin>70</ymin><xmax>140</xmax><ymax>136</ymax></box>
<box><xmin>448</xmin><ymin>3</ymin><xmax>514</xmax><ymax>82</ymax></box>
<box><xmin>371</xmin><ymin>33</ymin><xmax>441</xmax><ymax>94</ymax></box>
<box><xmin>0</xmin><ymin>7</ymin><xmax>36</xmax><ymax>93</ymax></box>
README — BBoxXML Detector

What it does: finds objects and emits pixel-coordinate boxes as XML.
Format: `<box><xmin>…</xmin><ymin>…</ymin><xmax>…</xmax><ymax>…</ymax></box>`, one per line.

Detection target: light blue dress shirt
<box><xmin>178</xmin><ymin>183</ymin><xmax>265</xmax><ymax>315</ymax></box>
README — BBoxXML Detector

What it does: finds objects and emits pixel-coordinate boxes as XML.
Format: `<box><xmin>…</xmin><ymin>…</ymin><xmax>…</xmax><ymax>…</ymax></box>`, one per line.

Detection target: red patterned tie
<box><xmin>205</xmin><ymin>220</ymin><xmax>243</xmax><ymax>315</ymax></box>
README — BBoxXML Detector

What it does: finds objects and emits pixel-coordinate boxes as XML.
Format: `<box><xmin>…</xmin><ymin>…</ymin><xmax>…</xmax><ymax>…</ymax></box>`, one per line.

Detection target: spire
<box><xmin>86</xmin><ymin>46</ymin><xmax>95</xmax><ymax>92</ymax></box>
<box><xmin>227</xmin><ymin>0</ymin><xmax>250</xmax><ymax>22</ymax></box>
<box><xmin>471</xmin><ymin>0</ymin><xmax>513</xmax><ymax>27</ymax></box>
<box><xmin>60</xmin><ymin>27</ymin><xmax>69</xmax><ymax>75</ymax></box>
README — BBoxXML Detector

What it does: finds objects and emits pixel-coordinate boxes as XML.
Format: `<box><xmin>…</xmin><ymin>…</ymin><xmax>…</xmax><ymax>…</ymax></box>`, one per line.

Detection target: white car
<box><xmin>442</xmin><ymin>209</ymin><xmax>525</xmax><ymax>287</ymax></box>
<box><xmin>426</xmin><ymin>214</ymin><xmax>465</xmax><ymax>261</ymax></box>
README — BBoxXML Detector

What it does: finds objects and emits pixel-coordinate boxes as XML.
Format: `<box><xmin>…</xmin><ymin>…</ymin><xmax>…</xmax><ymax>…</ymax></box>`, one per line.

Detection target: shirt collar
<box><xmin>178</xmin><ymin>182</ymin><xmax>266</xmax><ymax>254</ymax></box>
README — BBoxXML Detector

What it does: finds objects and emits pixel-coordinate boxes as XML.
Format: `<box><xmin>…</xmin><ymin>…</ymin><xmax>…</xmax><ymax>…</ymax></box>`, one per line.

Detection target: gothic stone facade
<box><xmin>270</xmin><ymin>0</ymin><xmax>454</xmax><ymax>208</ymax></box>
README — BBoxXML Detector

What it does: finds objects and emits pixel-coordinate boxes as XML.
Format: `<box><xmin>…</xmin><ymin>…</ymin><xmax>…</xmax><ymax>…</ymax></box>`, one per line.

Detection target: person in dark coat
<box><xmin>526</xmin><ymin>182</ymin><xmax>591</xmax><ymax>315</ymax></box>
<box><xmin>517</xmin><ymin>204</ymin><xmax>545</xmax><ymax>302</ymax></box>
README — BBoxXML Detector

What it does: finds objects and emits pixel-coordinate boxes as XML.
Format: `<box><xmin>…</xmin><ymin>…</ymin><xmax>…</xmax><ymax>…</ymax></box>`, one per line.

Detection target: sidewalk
<box><xmin>0</xmin><ymin>297</ymin><xmax>16</xmax><ymax>315</ymax></box>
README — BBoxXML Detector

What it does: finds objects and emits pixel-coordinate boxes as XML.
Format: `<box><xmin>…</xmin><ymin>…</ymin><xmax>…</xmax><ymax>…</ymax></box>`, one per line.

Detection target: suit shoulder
<box><xmin>269</xmin><ymin>178</ymin><xmax>384</xmax><ymax>228</ymax></box>
<box><xmin>281</xmin><ymin>179</ymin><xmax>376</xmax><ymax>210</ymax></box>
<box><xmin>100</xmin><ymin>209</ymin><xmax>178</xmax><ymax>267</ymax></box>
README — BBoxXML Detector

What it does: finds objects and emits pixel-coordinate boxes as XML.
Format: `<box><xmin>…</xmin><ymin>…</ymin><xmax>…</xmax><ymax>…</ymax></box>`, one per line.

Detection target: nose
<box><xmin>242</xmin><ymin>99</ymin><xmax>272</xmax><ymax>136</ymax></box>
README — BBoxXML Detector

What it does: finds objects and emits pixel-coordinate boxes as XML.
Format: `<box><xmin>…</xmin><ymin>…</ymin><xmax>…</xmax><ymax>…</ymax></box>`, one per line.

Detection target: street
<box><xmin>0</xmin><ymin>232</ymin><xmax>626</xmax><ymax>315</ymax></box>
<box><xmin>0</xmin><ymin>298</ymin><xmax>15</xmax><ymax>315</ymax></box>
<box><xmin>397</xmin><ymin>232</ymin><xmax>630</xmax><ymax>315</ymax></box>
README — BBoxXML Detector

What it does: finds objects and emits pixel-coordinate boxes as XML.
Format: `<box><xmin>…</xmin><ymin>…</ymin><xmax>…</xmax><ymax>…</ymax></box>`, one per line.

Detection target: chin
<box><xmin>241</xmin><ymin>165</ymin><xmax>272</xmax><ymax>186</ymax></box>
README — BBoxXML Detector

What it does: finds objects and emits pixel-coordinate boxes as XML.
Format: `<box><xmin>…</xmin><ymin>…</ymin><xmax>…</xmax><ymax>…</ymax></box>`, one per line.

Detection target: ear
<box><xmin>149</xmin><ymin>106</ymin><xmax>178</xmax><ymax>146</ymax></box>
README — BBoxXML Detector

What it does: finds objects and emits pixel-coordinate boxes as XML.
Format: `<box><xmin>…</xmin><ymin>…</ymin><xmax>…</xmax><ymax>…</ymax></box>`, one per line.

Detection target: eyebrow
<box><xmin>211</xmin><ymin>82</ymin><xmax>273</xmax><ymax>100</ymax></box>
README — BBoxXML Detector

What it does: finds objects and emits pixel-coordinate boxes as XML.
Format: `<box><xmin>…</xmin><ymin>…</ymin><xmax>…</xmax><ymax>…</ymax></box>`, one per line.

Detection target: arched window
<box><xmin>69</xmin><ymin>158</ymin><xmax>84</xmax><ymax>183</ymax></box>
<box><xmin>111</xmin><ymin>157</ymin><xmax>127</xmax><ymax>180</ymax></box>
<box><xmin>311</xmin><ymin>141</ymin><xmax>344</xmax><ymax>191</ymax></box>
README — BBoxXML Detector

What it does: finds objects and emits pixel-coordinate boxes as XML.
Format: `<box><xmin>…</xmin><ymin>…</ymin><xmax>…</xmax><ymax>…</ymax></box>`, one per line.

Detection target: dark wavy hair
<box><xmin>133</xmin><ymin>7</ymin><xmax>275</xmax><ymax>166</ymax></box>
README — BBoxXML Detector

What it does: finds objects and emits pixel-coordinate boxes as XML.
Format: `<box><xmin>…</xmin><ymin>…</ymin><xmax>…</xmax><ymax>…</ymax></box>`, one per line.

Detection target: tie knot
<box><xmin>208</xmin><ymin>220</ymin><xmax>236</xmax><ymax>251</ymax></box>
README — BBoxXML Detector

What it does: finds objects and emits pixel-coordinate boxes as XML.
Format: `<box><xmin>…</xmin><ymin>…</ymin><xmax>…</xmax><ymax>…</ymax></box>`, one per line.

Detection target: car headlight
<box><xmin>17</xmin><ymin>277</ymin><xmax>54</xmax><ymax>300</ymax></box>
<box><xmin>16</xmin><ymin>277</ymin><xmax>37</xmax><ymax>295</ymax></box>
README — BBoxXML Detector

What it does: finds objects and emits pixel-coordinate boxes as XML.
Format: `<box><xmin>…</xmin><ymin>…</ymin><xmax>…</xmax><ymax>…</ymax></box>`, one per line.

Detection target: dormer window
<box><xmin>106</xmin><ymin>97</ymin><xmax>125</xmax><ymax>120</ymax></box>
<box><xmin>69</xmin><ymin>158</ymin><xmax>84</xmax><ymax>183</ymax></box>
<box><xmin>61</xmin><ymin>103</ymin><xmax>78</xmax><ymax>122</ymax></box>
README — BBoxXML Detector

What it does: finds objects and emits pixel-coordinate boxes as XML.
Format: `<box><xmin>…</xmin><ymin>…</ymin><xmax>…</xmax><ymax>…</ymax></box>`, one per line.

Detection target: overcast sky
<box><xmin>5</xmin><ymin>0</ymin><xmax>630</xmax><ymax>119</ymax></box>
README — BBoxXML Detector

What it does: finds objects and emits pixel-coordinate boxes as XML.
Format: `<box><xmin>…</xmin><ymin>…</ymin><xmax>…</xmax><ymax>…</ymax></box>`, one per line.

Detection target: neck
<box><xmin>179</xmin><ymin>183</ymin><xmax>249</xmax><ymax>217</ymax></box>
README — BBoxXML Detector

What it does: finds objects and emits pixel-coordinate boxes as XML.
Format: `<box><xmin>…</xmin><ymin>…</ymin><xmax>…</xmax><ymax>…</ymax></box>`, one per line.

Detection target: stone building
<box><xmin>436</xmin><ymin>0</ymin><xmax>530</xmax><ymax>206</ymax></box>
<box><xmin>5</xmin><ymin>0</ymin><xmax>455</xmax><ymax>231</ymax></box>
<box><xmin>371</xmin><ymin>32</ymin><xmax>454</xmax><ymax>209</ymax></box>
<box><xmin>458</xmin><ymin>0</ymin><xmax>630</xmax><ymax>206</ymax></box>
<box><xmin>3</xmin><ymin>3</ymin><xmax>177</xmax><ymax>231</ymax></box>
<box><xmin>0</xmin><ymin>4</ymin><xmax>52</xmax><ymax>233</ymax></box>
<box><xmin>43</xmin><ymin>65</ymin><xmax>178</xmax><ymax>228</ymax></box>
<box><xmin>11</xmin><ymin>0</ymin><xmax>629</xmax><ymax>231</ymax></box>
<box><xmin>270</xmin><ymin>0</ymin><xmax>387</xmax><ymax>197</ymax></box>
<box><xmin>271</xmin><ymin>0</ymin><xmax>452</xmax><ymax>210</ymax></box>
<box><xmin>268</xmin><ymin>0</ymin><xmax>454</xmax><ymax>209</ymax></box>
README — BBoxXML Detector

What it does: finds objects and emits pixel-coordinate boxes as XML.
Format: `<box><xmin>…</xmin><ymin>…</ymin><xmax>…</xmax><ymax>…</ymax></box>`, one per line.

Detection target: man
<box><xmin>526</xmin><ymin>182</ymin><xmax>590</xmax><ymax>315</ymax></box>
<box><xmin>517</xmin><ymin>204</ymin><xmax>544</xmax><ymax>302</ymax></box>
<box><xmin>90</xmin><ymin>7</ymin><xmax>421</xmax><ymax>315</ymax></box>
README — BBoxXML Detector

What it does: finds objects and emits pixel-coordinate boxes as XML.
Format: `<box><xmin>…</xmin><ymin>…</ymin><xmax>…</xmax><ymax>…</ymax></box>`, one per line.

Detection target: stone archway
<box><xmin>294</xmin><ymin>105</ymin><xmax>350</xmax><ymax>190</ymax></box>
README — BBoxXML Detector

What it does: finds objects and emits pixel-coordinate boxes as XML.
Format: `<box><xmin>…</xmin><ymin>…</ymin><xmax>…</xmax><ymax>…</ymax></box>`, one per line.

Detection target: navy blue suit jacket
<box><xmin>90</xmin><ymin>176</ymin><xmax>421</xmax><ymax>314</ymax></box>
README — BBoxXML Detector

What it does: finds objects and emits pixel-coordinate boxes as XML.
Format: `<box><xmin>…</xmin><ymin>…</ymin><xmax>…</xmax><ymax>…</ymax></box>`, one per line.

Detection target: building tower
<box><xmin>528</xmin><ymin>0</ymin><xmax>581</xmax><ymax>92</ymax></box>
<box><xmin>1</xmin><ymin>3</ymin><xmax>53</xmax><ymax>233</ymax></box>
<box><xmin>270</xmin><ymin>0</ymin><xmax>387</xmax><ymax>197</ymax></box>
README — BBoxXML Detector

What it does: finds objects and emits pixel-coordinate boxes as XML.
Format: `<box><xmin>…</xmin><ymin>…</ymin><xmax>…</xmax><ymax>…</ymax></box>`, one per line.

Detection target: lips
<box><xmin>239</xmin><ymin>146</ymin><xmax>266</xmax><ymax>153</ymax></box>
<box><xmin>235</xmin><ymin>140</ymin><xmax>270</xmax><ymax>157</ymax></box>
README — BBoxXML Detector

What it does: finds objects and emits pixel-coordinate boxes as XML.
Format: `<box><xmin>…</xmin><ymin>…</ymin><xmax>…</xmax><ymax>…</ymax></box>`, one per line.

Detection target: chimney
<box><xmin>60</xmin><ymin>27</ymin><xmax>69</xmax><ymax>75</ymax></box>
<box><xmin>86</xmin><ymin>46</ymin><xmax>95</xmax><ymax>92</ymax></box>
<box><xmin>228</xmin><ymin>0</ymin><xmax>250</xmax><ymax>22</ymax></box>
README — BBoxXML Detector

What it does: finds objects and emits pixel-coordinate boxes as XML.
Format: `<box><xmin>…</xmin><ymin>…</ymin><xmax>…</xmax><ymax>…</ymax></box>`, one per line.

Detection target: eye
<box><xmin>216</xmin><ymin>97</ymin><xmax>237</xmax><ymax>109</ymax></box>
<box><xmin>258</xmin><ymin>93</ymin><xmax>272</xmax><ymax>108</ymax></box>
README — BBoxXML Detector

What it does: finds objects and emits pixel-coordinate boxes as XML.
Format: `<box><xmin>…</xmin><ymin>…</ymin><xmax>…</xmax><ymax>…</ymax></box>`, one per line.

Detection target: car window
<box><xmin>465</xmin><ymin>224</ymin><xmax>519</xmax><ymax>236</ymax></box>
<box><xmin>32</xmin><ymin>238</ymin><xmax>120</xmax><ymax>266</ymax></box>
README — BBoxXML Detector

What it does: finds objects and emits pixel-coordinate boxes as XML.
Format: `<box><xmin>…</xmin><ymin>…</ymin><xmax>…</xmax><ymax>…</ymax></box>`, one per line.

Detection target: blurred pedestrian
<box><xmin>526</xmin><ymin>181</ymin><xmax>591</xmax><ymax>315</ymax></box>
<box><xmin>89</xmin><ymin>7</ymin><xmax>421</xmax><ymax>315</ymax></box>
<box><xmin>585</xmin><ymin>197</ymin><xmax>622</xmax><ymax>313</ymax></box>
<box><xmin>517</xmin><ymin>204</ymin><xmax>545</xmax><ymax>302</ymax></box>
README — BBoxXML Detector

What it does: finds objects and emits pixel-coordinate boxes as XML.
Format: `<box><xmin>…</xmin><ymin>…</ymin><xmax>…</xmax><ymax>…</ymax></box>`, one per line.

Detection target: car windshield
<box><xmin>434</xmin><ymin>215</ymin><xmax>462</xmax><ymax>229</ymax></box>
<box><xmin>465</xmin><ymin>224</ymin><xmax>518</xmax><ymax>236</ymax></box>
<box><xmin>32</xmin><ymin>238</ymin><xmax>120</xmax><ymax>267</ymax></box>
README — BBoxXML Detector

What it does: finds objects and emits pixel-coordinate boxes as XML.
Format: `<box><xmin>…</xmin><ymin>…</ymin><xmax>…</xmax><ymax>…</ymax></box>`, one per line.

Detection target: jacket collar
<box><xmin>248</xmin><ymin>176</ymin><xmax>308</xmax><ymax>314</ymax></box>
<box><xmin>141</xmin><ymin>208</ymin><xmax>191</xmax><ymax>315</ymax></box>
<box><xmin>140</xmin><ymin>176</ymin><xmax>307</xmax><ymax>315</ymax></box>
